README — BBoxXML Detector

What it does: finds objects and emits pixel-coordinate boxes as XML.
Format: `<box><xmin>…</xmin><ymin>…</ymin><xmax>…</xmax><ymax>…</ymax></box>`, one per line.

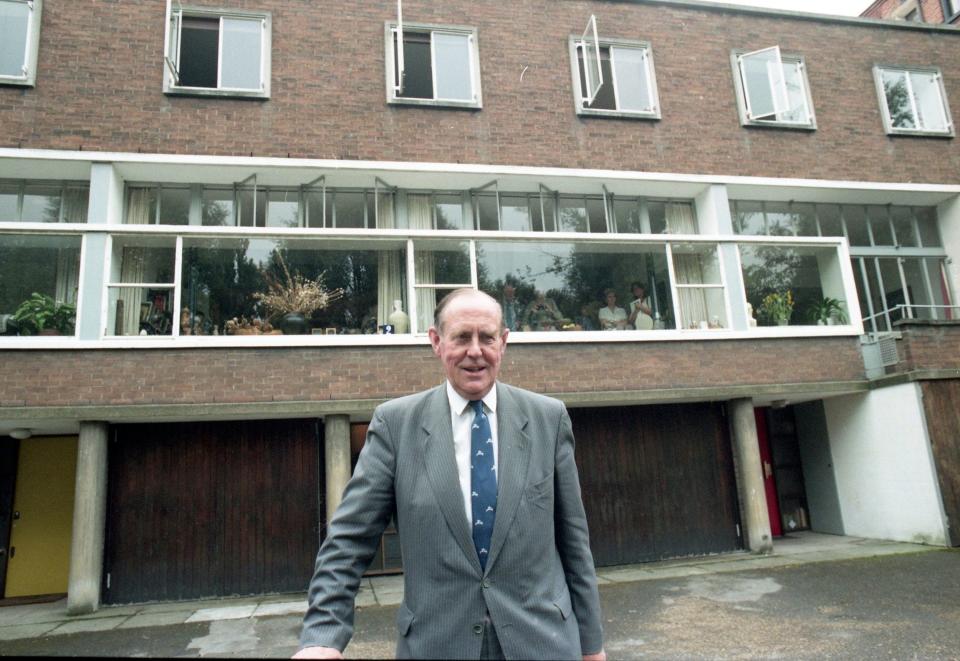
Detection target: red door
<box><xmin>754</xmin><ymin>408</ymin><xmax>783</xmax><ymax>538</ymax></box>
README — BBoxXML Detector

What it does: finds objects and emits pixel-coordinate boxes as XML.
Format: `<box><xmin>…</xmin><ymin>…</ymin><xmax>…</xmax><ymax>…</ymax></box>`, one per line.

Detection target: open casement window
<box><xmin>735</xmin><ymin>46</ymin><xmax>814</xmax><ymax>128</ymax></box>
<box><xmin>573</xmin><ymin>34</ymin><xmax>660</xmax><ymax>118</ymax></box>
<box><xmin>874</xmin><ymin>66</ymin><xmax>954</xmax><ymax>136</ymax></box>
<box><xmin>387</xmin><ymin>22</ymin><xmax>481</xmax><ymax>108</ymax></box>
<box><xmin>164</xmin><ymin>2</ymin><xmax>271</xmax><ymax>98</ymax></box>
<box><xmin>0</xmin><ymin>0</ymin><xmax>41</xmax><ymax>86</ymax></box>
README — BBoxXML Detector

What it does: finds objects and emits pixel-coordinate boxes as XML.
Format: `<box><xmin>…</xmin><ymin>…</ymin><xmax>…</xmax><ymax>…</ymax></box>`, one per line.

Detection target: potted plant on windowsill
<box><xmin>12</xmin><ymin>292</ymin><xmax>77</xmax><ymax>336</ymax></box>
<box><xmin>253</xmin><ymin>254</ymin><xmax>343</xmax><ymax>335</ymax></box>
<box><xmin>759</xmin><ymin>290</ymin><xmax>794</xmax><ymax>326</ymax></box>
<box><xmin>807</xmin><ymin>297</ymin><xmax>848</xmax><ymax>326</ymax></box>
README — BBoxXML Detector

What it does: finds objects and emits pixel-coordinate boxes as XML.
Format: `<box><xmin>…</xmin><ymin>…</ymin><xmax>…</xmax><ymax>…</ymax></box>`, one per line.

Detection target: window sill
<box><xmin>0</xmin><ymin>76</ymin><xmax>35</xmax><ymax>88</ymax></box>
<box><xmin>576</xmin><ymin>108</ymin><xmax>661</xmax><ymax>120</ymax></box>
<box><xmin>741</xmin><ymin>120</ymin><xmax>817</xmax><ymax>131</ymax></box>
<box><xmin>164</xmin><ymin>86</ymin><xmax>270</xmax><ymax>101</ymax></box>
<box><xmin>885</xmin><ymin>128</ymin><xmax>954</xmax><ymax>138</ymax></box>
<box><xmin>388</xmin><ymin>97</ymin><xmax>481</xmax><ymax>110</ymax></box>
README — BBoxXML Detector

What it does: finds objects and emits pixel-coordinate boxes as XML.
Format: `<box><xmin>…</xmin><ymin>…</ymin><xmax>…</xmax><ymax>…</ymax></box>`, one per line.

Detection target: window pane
<box><xmin>781</xmin><ymin>60</ymin><xmax>809</xmax><ymax>123</ymax></box>
<box><xmin>433</xmin><ymin>32</ymin><xmax>472</xmax><ymax>101</ymax></box>
<box><xmin>477</xmin><ymin>240</ymin><xmax>670</xmax><ymax>331</ymax></box>
<box><xmin>399</xmin><ymin>32</ymin><xmax>432</xmax><ymax>99</ymax></box>
<box><xmin>0</xmin><ymin>0</ymin><xmax>29</xmax><ymax>77</ymax></box>
<box><xmin>500</xmin><ymin>195</ymin><xmax>531</xmax><ymax>232</ymax></box>
<box><xmin>902</xmin><ymin>258</ymin><xmax>933</xmax><ymax>319</ymax></box>
<box><xmin>816</xmin><ymin>204</ymin><xmax>844</xmax><ymax>237</ymax></box>
<box><xmin>740</xmin><ymin>244</ymin><xmax>839</xmax><ymax>326</ymax></box>
<box><xmin>21</xmin><ymin>185</ymin><xmax>61</xmax><ymax>223</ymax></box>
<box><xmin>793</xmin><ymin>203</ymin><xmax>818</xmax><ymax>237</ymax></box>
<box><xmin>877</xmin><ymin>257</ymin><xmax>906</xmax><ymax>322</ymax></box>
<box><xmin>740</xmin><ymin>48</ymin><xmax>782</xmax><ymax>120</ymax></box>
<box><xmin>109</xmin><ymin>236</ymin><xmax>177</xmax><ymax>337</ymax></box>
<box><xmin>435</xmin><ymin>194</ymin><xmax>466</xmax><ymax>230</ymax></box>
<box><xmin>179</xmin><ymin>17</ymin><xmax>219</xmax><ymax>88</ymax></box>
<box><xmin>202</xmin><ymin>188</ymin><xmax>235</xmax><ymax>226</ymax></box>
<box><xmin>580</xmin><ymin>27</ymin><xmax>602</xmax><ymax>104</ymax></box>
<box><xmin>221</xmin><ymin>17</ymin><xmax>262</xmax><ymax>90</ymax></box>
<box><xmin>613</xmin><ymin>198</ymin><xmax>642</xmax><ymax>233</ymax></box>
<box><xmin>843</xmin><ymin>206</ymin><xmax>870</xmax><ymax>246</ymax></box>
<box><xmin>732</xmin><ymin>201</ymin><xmax>764</xmax><ymax>235</ymax></box>
<box><xmin>882</xmin><ymin>69</ymin><xmax>915</xmax><ymax>129</ymax></box>
<box><xmin>580</xmin><ymin>46</ymin><xmax>615</xmax><ymax>110</ymax></box>
<box><xmin>334</xmin><ymin>192</ymin><xmax>365</xmax><ymax>229</ymax></box>
<box><xmin>677</xmin><ymin>288</ymin><xmax>727</xmax><ymax>330</ymax></box>
<box><xmin>915</xmin><ymin>207</ymin><xmax>941</xmax><ymax>247</ymax></box>
<box><xmin>111</xmin><ymin>236</ymin><xmax>176</xmax><ymax>284</ymax></box>
<box><xmin>864</xmin><ymin>259</ymin><xmax>889</xmax><ymax>331</ymax></box>
<box><xmin>910</xmin><ymin>71</ymin><xmax>948</xmax><ymax>132</ymax></box>
<box><xmin>266</xmin><ymin>189</ymin><xmax>299</xmax><ymax>228</ymax></box>
<box><xmin>305</xmin><ymin>190</ymin><xmax>325</xmax><ymax>228</ymax></box>
<box><xmin>765</xmin><ymin>202</ymin><xmax>796</xmax><ymax>236</ymax></box>
<box><xmin>558</xmin><ymin>196</ymin><xmax>588</xmax><ymax>233</ymax></box>
<box><xmin>0</xmin><ymin>234</ymin><xmax>81</xmax><ymax>335</ymax></box>
<box><xmin>866</xmin><ymin>205</ymin><xmax>893</xmax><ymax>246</ymax></box>
<box><xmin>0</xmin><ymin>182</ymin><xmax>18</xmax><ymax>220</ymax></box>
<box><xmin>890</xmin><ymin>206</ymin><xmax>917</xmax><ymax>248</ymax></box>
<box><xmin>611</xmin><ymin>46</ymin><xmax>652</xmax><ymax>112</ymax></box>
<box><xmin>587</xmin><ymin>197</ymin><xmax>606</xmax><ymax>233</ymax></box>
<box><xmin>926</xmin><ymin>259</ymin><xmax>951</xmax><ymax>319</ymax></box>
<box><xmin>475</xmin><ymin>194</ymin><xmax>498</xmax><ymax>231</ymax></box>
<box><xmin>648</xmin><ymin>201</ymin><xmax>667</xmax><ymax>234</ymax></box>
<box><xmin>159</xmin><ymin>187</ymin><xmax>190</xmax><ymax>225</ymax></box>
<box><xmin>415</xmin><ymin>241</ymin><xmax>471</xmax><ymax>285</ymax></box>
<box><xmin>673</xmin><ymin>245</ymin><xmax>722</xmax><ymax>285</ymax></box>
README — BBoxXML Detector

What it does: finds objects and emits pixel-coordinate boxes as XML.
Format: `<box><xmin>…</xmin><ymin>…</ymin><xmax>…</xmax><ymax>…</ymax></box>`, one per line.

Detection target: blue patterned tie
<box><xmin>469</xmin><ymin>400</ymin><xmax>497</xmax><ymax>570</ymax></box>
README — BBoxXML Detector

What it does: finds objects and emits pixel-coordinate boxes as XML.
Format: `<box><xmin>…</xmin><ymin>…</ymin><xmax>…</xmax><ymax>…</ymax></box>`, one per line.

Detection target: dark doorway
<box><xmin>0</xmin><ymin>438</ymin><xmax>19</xmax><ymax>598</ymax></box>
<box><xmin>571</xmin><ymin>403</ymin><xmax>742</xmax><ymax>566</ymax></box>
<box><xmin>102</xmin><ymin>419</ymin><xmax>321</xmax><ymax>604</ymax></box>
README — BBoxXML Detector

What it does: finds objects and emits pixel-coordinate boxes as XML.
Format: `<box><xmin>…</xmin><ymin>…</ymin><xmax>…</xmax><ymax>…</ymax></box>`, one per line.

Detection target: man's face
<box><xmin>429</xmin><ymin>293</ymin><xmax>508</xmax><ymax>400</ymax></box>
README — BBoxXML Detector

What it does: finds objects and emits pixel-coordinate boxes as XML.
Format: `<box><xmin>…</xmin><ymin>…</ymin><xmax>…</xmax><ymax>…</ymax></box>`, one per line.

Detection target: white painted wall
<box><xmin>823</xmin><ymin>384</ymin><xmax>948</xmax><ymax>545</ymax></box>
<box><xmin>937</xmin><ymin>195</ymin><xmax>960</xmax><ymax>306</ymax></box>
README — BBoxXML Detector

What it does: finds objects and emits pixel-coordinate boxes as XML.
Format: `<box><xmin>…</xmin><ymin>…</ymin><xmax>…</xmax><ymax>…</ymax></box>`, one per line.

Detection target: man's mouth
<box><xmin>462</xmin><ymin>365</ymin><xmax>486</xmax><ymax>374</ymax></box>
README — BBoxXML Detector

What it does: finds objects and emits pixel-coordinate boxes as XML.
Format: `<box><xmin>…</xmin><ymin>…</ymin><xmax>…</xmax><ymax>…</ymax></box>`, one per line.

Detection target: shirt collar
<box><xmin>445</xmin><ymin>380</ymin><xmax>498</xmax><ymax>416</ymax></box>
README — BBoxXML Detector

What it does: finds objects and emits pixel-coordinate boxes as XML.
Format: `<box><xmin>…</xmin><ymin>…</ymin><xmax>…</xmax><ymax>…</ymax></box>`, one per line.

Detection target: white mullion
<box><xmin>469</xmin><ymin>240</ymin><xmax>478</xmax><ymax>289</ymax></box>
<box><xmin>217</xmin><ymin>16</ymin><xmax>225</xmax><ymax>90</ymax></box>
<box><xmin>429</xmin><ymin>31</ymin><xmax>438</xmax><ymax>101</ymax></box>
<box><xmin>919</xmin><ymin>255</ymin><xmax>937</xmax><ymax>320</ymax></box>
<box><xmin>642</xmin><ymin>48</ymin><xmax>655</xmax><ymax>112</ymax></box>
<box><xmin>905</xmin><ymin>71</ymin><xmax>922</xmax><ymax>130</ymax></box>
<box><xmin>20</xmin><ymin>0</ymin><xmax>33</xmax><ymax>77</ymax></box>
<box><xmin>100</xmin><ymin>234</ymin><xmax>114</xmax><ymax>338</ymax></box>
<box><xmin>665</xmin><ymin>242</ymin><xmax>679</xmax><ymax>330</ymax></box>
<box><xmin>738</xmin><ymin>57</ymin><xmax>755</xmax><ymax>119</ymax></box>
<box><xmin>895</xmin><ymin>256</ymin><xmax>913</xmax><ymax>318</ymax></box>
<box><xmin>259</xmin><ymin>18</ymin><xmax>266</xmax><ymax>90</ymax></box>
<box><xmin>172</xmin><ymin>235</ymin><xmax>183</xmax><ymax>337</ymax></box>
<box><xmin>406</xmin><ymin>238</ymin><xmax>417</xmax><ymax>333</ymax></box>
<box><xmin>716</xmin><ymin>244</ymin><xmax>732</xmax><ymax>327</ymax></box>
<box><xmin>609</xmin><ymin>47</ymin><xmax>621</xmax><ymax>110</ymax></box>
<box><xmin>857</xmin><ymin>258</ymin><xmax>878</xmax><ymax>334</ymax></box>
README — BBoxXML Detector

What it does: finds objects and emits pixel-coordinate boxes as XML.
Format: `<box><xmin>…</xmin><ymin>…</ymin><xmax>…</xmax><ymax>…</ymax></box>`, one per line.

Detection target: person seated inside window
<box><xmin>501</xmin><ymin>282</ymin><xmax>524</xmax><ymax>332</ymax></box>
<box><xmin>627</xmin><ymin>281</ymin><xmax>654</xmax><ymax>330</ymax></box>
<box><xmin>598</xmin><ymin>289</ymin><xmax>628</xmax><ymax>330</ymax></box>
<box><xmin>576</xmin><ymin>301</ymin><xmax>600</xmax><ymax>331</ymax></box>
<box><xmin>523</xmin><ymin>290</ymin><xmax>564</xmax><ymax>331</ymax></box>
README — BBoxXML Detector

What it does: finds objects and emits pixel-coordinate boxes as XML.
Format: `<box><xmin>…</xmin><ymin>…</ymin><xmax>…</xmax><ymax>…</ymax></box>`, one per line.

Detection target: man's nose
<box><xmin>466</xmin><ymin>334</ymin><xmax>483</xmax><ymax>356</ymax></box>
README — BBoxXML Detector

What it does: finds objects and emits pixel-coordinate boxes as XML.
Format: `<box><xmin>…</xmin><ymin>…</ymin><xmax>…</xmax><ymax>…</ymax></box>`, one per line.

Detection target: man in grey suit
<box><xmin>294</xmin><ymin>289</ymin><xmax>605</xmax><ymax>660</ymax></box>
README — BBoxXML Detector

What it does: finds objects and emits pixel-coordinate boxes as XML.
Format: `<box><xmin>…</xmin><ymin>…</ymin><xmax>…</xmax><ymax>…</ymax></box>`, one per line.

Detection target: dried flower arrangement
<box><xmin>253</xmin><ymin>253</ymin><xmax>344</xmax><ymax>318</ymax></box>
<box><xmin>224</xmin><ymin>316</ymin><xmax>278</xmax><ymax>335</ymax></box>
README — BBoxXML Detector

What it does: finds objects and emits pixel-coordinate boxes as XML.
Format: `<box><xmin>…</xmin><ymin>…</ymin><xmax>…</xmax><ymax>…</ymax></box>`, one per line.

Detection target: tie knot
<box><xmin>469</xmin><ymin>400</ymin><xmax>484</xmax><ymax>416</ymax></box>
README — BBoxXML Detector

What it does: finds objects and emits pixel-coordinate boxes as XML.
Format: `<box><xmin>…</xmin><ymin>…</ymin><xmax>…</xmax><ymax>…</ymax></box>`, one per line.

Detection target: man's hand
<box><xmin>584</xmin><ymin>650</ymin><xmax>607</xmax><ymax>661</ymax></box>
<box><xmin>292</xmin><ymin>646</ymin><xmax>343</xmax><ymax>659</ymax></box>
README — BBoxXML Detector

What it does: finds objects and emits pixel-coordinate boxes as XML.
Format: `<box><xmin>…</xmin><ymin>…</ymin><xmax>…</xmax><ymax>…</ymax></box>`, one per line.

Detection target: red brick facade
<box><xmin>0</xmin><ymin>338</ymin><xmax>865</xmax><ymax>409</ymax></box>
<box><xmin>2</xmin><ymin>0</ymin><xmax>959</xmax><ymax>184</ymax></box>
<box><xmin>862</xmin><ymin>0</ymin><xmax>950</xmax><ymax>24</ymax></box>
<box><xmin>892</xmin><ymin>321</ymin><xmax>960</xmax><ymax>373</ymax></box>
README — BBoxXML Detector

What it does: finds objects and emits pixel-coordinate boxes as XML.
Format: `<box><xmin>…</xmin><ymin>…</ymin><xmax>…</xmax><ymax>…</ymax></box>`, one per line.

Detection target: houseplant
<box><xmin>13</xmin><ymin>292</ymin><xmax>77</xmax><ymax>336</ymax></box>
<box><xmin>760</xmin><ymin>290</ymin><xmax>794</xmax><ymax>326</ymax></box>
<box><xmin>253</xmin><ymin>254</ymin><xmax>343</xmax><ymax>334</ymax></box>
<box><xmin>807</xmin><ymin>297</ymin><xmax>848</xmax><ymax>325</ymax></box>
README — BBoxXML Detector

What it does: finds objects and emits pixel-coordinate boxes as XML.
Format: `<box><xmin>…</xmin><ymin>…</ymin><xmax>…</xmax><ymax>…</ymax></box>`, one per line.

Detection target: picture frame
<box><xmin>325</xmin><ymin>327</ymin><xmax>337</xmax><ymax>335</ymax></box>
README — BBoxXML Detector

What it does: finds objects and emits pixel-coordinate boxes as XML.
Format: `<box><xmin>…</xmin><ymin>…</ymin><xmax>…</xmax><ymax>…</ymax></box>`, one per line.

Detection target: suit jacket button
<box><xmin>473</xmin><ymin>624</ymin><xmax>483</xmax><ymax>635</ymax></box>
<box><xmin>482</xmin><ymin>579</ymin><xmax>491</xmax><ymax>588</ymax></box>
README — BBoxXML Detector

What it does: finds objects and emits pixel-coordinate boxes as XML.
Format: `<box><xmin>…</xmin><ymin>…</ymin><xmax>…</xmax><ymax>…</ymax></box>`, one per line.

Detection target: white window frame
<box><xmin>873</xmin><ymin>64</ymin><xmax>954</xmax><ymax>137</ymax></box>
<box><xmin>384</xmin><ymin>21</ymin><xmax>482</xmax><ymax>109</ymax></box>
<box><xmin>947</xmin><ymin>0</ymin><xmax>960</xmax><ymax>19</ymax></box>
<box><xmin>0</xmin><ymin>0</ymin><xmax>41</xmax><ymax>87</ymax></box>
<box><xmin>162</xmin><ymin>1</ymin><xmax>271</xmax><ymax>99</ymax></box>
<box><xmin>569</xmin><ymin>35</ymin><xmax>661</xmax><ymax>120</ymax></box>
<box><xmin>731</xmin><ymin>46</ymin><xmax>816</xmax><ymax>130</ymax></box>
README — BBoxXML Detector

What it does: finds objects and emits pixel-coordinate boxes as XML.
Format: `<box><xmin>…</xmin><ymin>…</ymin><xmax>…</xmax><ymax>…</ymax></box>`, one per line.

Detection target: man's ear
<box><xmin>428</xmin><ymin>327</ymin><xmax>442</xmax><ymax>356</ymax></box>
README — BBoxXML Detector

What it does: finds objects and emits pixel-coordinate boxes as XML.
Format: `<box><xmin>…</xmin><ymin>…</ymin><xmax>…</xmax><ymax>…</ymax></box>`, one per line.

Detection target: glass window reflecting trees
<box><xmin>874</xmin><ymin>65</ymin><xmax>954</xmax><ymax>136</ymax></box>
<box><xmin>0</xmin><ymin>233</ymin><xmax>81</xmax><ymax>336</ymax></box>
<box><xmin>571</xmin><ymin>33</ymin><xmax>661</xmax><ymax>119</ymax></box>
<box><xmin>0</xmin><ymin>0</ymin><xmax>41</xmax><ymax>86</ymax></box>
<box><xmin>0</xmin><ymin>181</ymin><xmax>89</xmax><ymax>223</ymax></box>
<box><xmin>387</xmin><ymin>23</ymin><xmax>481</xmax><ymax>108</ymax></box>
<box><xmin>733</xmin><ymin>46</ymin><xmax>816</xmax><ymax>128</ymax></box>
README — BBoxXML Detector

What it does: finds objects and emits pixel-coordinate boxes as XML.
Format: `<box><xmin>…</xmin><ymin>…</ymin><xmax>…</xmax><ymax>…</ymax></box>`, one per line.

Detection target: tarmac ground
<box><xmin>1</xmin><ymin>533</ymin><xmax>958</xmax><ymax>658</ymax></box>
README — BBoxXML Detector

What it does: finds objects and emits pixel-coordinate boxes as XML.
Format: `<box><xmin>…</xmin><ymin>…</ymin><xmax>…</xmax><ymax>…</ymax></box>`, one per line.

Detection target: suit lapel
<box><xmin>421</xmin><ymin>386</ymin><xmax>483</xmax><ymax>575</ymax></box>
<box><xmin>486</xmin><ymin>383</ymin><xmax>531</xmax><ymax>573</ymax></box>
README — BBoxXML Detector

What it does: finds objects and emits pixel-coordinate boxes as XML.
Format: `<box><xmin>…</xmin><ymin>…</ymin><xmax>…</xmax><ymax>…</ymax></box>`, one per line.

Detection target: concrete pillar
<box><xmin>324</xmin><ymin>415</ymin><xmax>352</xmax><ymax>525</ymax></box>
<box><xmin>729</xmin><ymin>399</ymin><xmax>774</xmax><ymax>554</ymax></box>
<box><xmin>67</xmin><ymin>421</ymin><xmax>109</xmax><ymax>615</ymax></box>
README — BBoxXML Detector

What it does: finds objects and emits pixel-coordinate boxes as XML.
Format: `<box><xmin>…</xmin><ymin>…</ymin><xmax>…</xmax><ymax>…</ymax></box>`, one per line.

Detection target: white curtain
<box><xmin>118</xmin><ymin>189</ymin><xmax>153</xmax><ymax>334</ymax></box>
<box><xmin>376</xmin><ymin>193</ymin><xmax>404</xmax><ymax>327</ymax></box>
<box><xmin>54</xmin><ymin>250</ymin><xmax>79</xmax><ymax>306</ymax></box>
<box><xmin>674</xmin><ymin>253</ymin><xmax>709</xmax><ymax>328</ymax></box>
<box><xmin>408</xmin><ymin>194</ymin><xmax>436</xmax><ymax>332</ymax></box>
<box><xmin>666</xmin><ymin>203</ymin><xmax>697</xmax><ymax>233</ymax></box>
<box><xmin>62</xmin><ymin>187</ymin><xmax>88</xmax><ymax>223</ymax></box>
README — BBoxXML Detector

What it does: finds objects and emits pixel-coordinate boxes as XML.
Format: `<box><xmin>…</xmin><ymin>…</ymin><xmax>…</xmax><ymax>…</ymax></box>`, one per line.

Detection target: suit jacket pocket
<box><xmin>396</xmin><ymin>603</ymin><xmax>415</xmax><ymax>636</ymax></box>
<box><xmin>525</xmin><ymin>472</ymin><xmax>554</xmax><ymax>511</ymax></box>
<box><xmin>552</xmin><ymin>588</ymin><xmax>573</xmax><ymax>620</ymax></box>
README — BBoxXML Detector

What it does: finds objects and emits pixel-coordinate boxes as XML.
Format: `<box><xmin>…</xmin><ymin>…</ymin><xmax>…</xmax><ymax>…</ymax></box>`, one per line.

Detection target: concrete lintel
<box><xmin>869</xmin><ymin>369</ymin><xmax>960</xmax><ymax>389</ymax></box>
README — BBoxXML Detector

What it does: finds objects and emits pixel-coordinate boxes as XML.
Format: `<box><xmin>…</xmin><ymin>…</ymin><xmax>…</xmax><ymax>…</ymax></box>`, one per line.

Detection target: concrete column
<box><xmin>729</xmin><ymin>399</ymin><xmax>773</xmax><ymax>554</ymax></box>
<box><xmin>324</xmin><ymin>415</ymin><xmax>352</xmax><ymax>525</ymax></box>
<box><xmin>67</xmin><ymin>421</ymin><xmax>109</xmax><ymax>615</ymax></box>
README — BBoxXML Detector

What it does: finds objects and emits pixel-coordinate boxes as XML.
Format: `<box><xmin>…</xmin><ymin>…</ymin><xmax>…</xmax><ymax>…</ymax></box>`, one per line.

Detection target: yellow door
<box><xmin>4</xmin><ymin>436</ymin><xmax>77</xmax><ymax>598</ymax></box>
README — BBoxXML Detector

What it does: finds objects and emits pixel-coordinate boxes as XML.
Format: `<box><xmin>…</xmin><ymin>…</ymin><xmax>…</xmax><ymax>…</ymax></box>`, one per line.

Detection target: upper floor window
<box><xmin>0</xmin><ymin>0</ymin><xmax>41</xmax><ymax>87</ymax></box>
<box><xmin>732</xmin><ymin>46</ymin><xmax>815</xmax><ymax>129</ymax></box>
<box><xmin>874</xmin><ymin>65</ymin><xmax>954</xmax><ymax>136</ymax></box>
<box><xmin>0</xmin><ymin>180</ymin><xmax>88</xmax><ymax>223</ymax></box>
<box><xmin>570</xmin><ymin>16</ymin><xmax>660</xmax><ymax>119</ymax></box>
<box><xmin>164</xmin><ymin>4</ymin><xmax>271</xmax><ymax>99</ymax></box>
<box><xmin>386</xmin><ymin>22</ymin><xmax>481</xmax><ymax>108</ymax></box>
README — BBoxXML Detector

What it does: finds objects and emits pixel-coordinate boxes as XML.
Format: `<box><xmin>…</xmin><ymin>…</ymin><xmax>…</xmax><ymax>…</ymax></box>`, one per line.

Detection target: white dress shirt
<box><xmin>445</xmin><ymin>381</ymin><xmax>499</xmax><ymax>524</ymax></box>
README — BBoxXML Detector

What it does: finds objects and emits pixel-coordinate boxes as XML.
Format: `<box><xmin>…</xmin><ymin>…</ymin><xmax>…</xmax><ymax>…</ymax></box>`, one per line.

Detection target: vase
<box><xmin>777</xmin><ymin>319</ymin><xmax>789</xmax><ymax>326</ymax></box>
<box><xmin>388</xmin><ymin>300</ymin><xmax>409</xmax><ymax>334</ymax></box>
<box><xmin>281</xmin><ymin>312</ymin><xmax>309</xmax><ymax>335</ymax></box>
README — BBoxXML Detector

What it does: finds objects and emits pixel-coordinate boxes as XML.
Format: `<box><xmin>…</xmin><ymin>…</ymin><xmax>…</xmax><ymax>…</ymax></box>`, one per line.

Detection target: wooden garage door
<box><xmin>103</xmin><ymin>419</ymin><xmax>321</xmax><ymax>604</ymax></box>
<box><xmin>921</xmin><ymin>380</ymin><xmax>960</xmax><ymax>547</ymax></box>
<box><xmin>571</xmin><ymin>403</ymin><xmax>742</xmax><ymax>566</ymax></box>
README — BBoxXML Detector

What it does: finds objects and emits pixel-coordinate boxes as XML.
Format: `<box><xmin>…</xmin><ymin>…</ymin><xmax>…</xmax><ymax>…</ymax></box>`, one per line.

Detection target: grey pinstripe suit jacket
<box><xmin>300</xmin><ymin>382</ymin><xmax>604</xmax><ymax>660</ymax></box>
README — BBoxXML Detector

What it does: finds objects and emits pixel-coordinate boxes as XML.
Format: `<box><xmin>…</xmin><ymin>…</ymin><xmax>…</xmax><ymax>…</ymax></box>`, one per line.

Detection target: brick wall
<box><xmin>0</xmin><ymin>337</ymin><xmax>865</xmax><ymax>409</ymax></box>
<box><xmin>862</xmin><ymin>0</ymin><xmax>947</xmax><ymax>23</ymax></box>
<box><xmin>893</xmin><ymin>321</ymin><xmax>960</xmax><ymax>373</ymax></box>
<box><xmin>1</xmin><ymin>0</ymin><xmax>958</xmax><ymax>184</ymax></box>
